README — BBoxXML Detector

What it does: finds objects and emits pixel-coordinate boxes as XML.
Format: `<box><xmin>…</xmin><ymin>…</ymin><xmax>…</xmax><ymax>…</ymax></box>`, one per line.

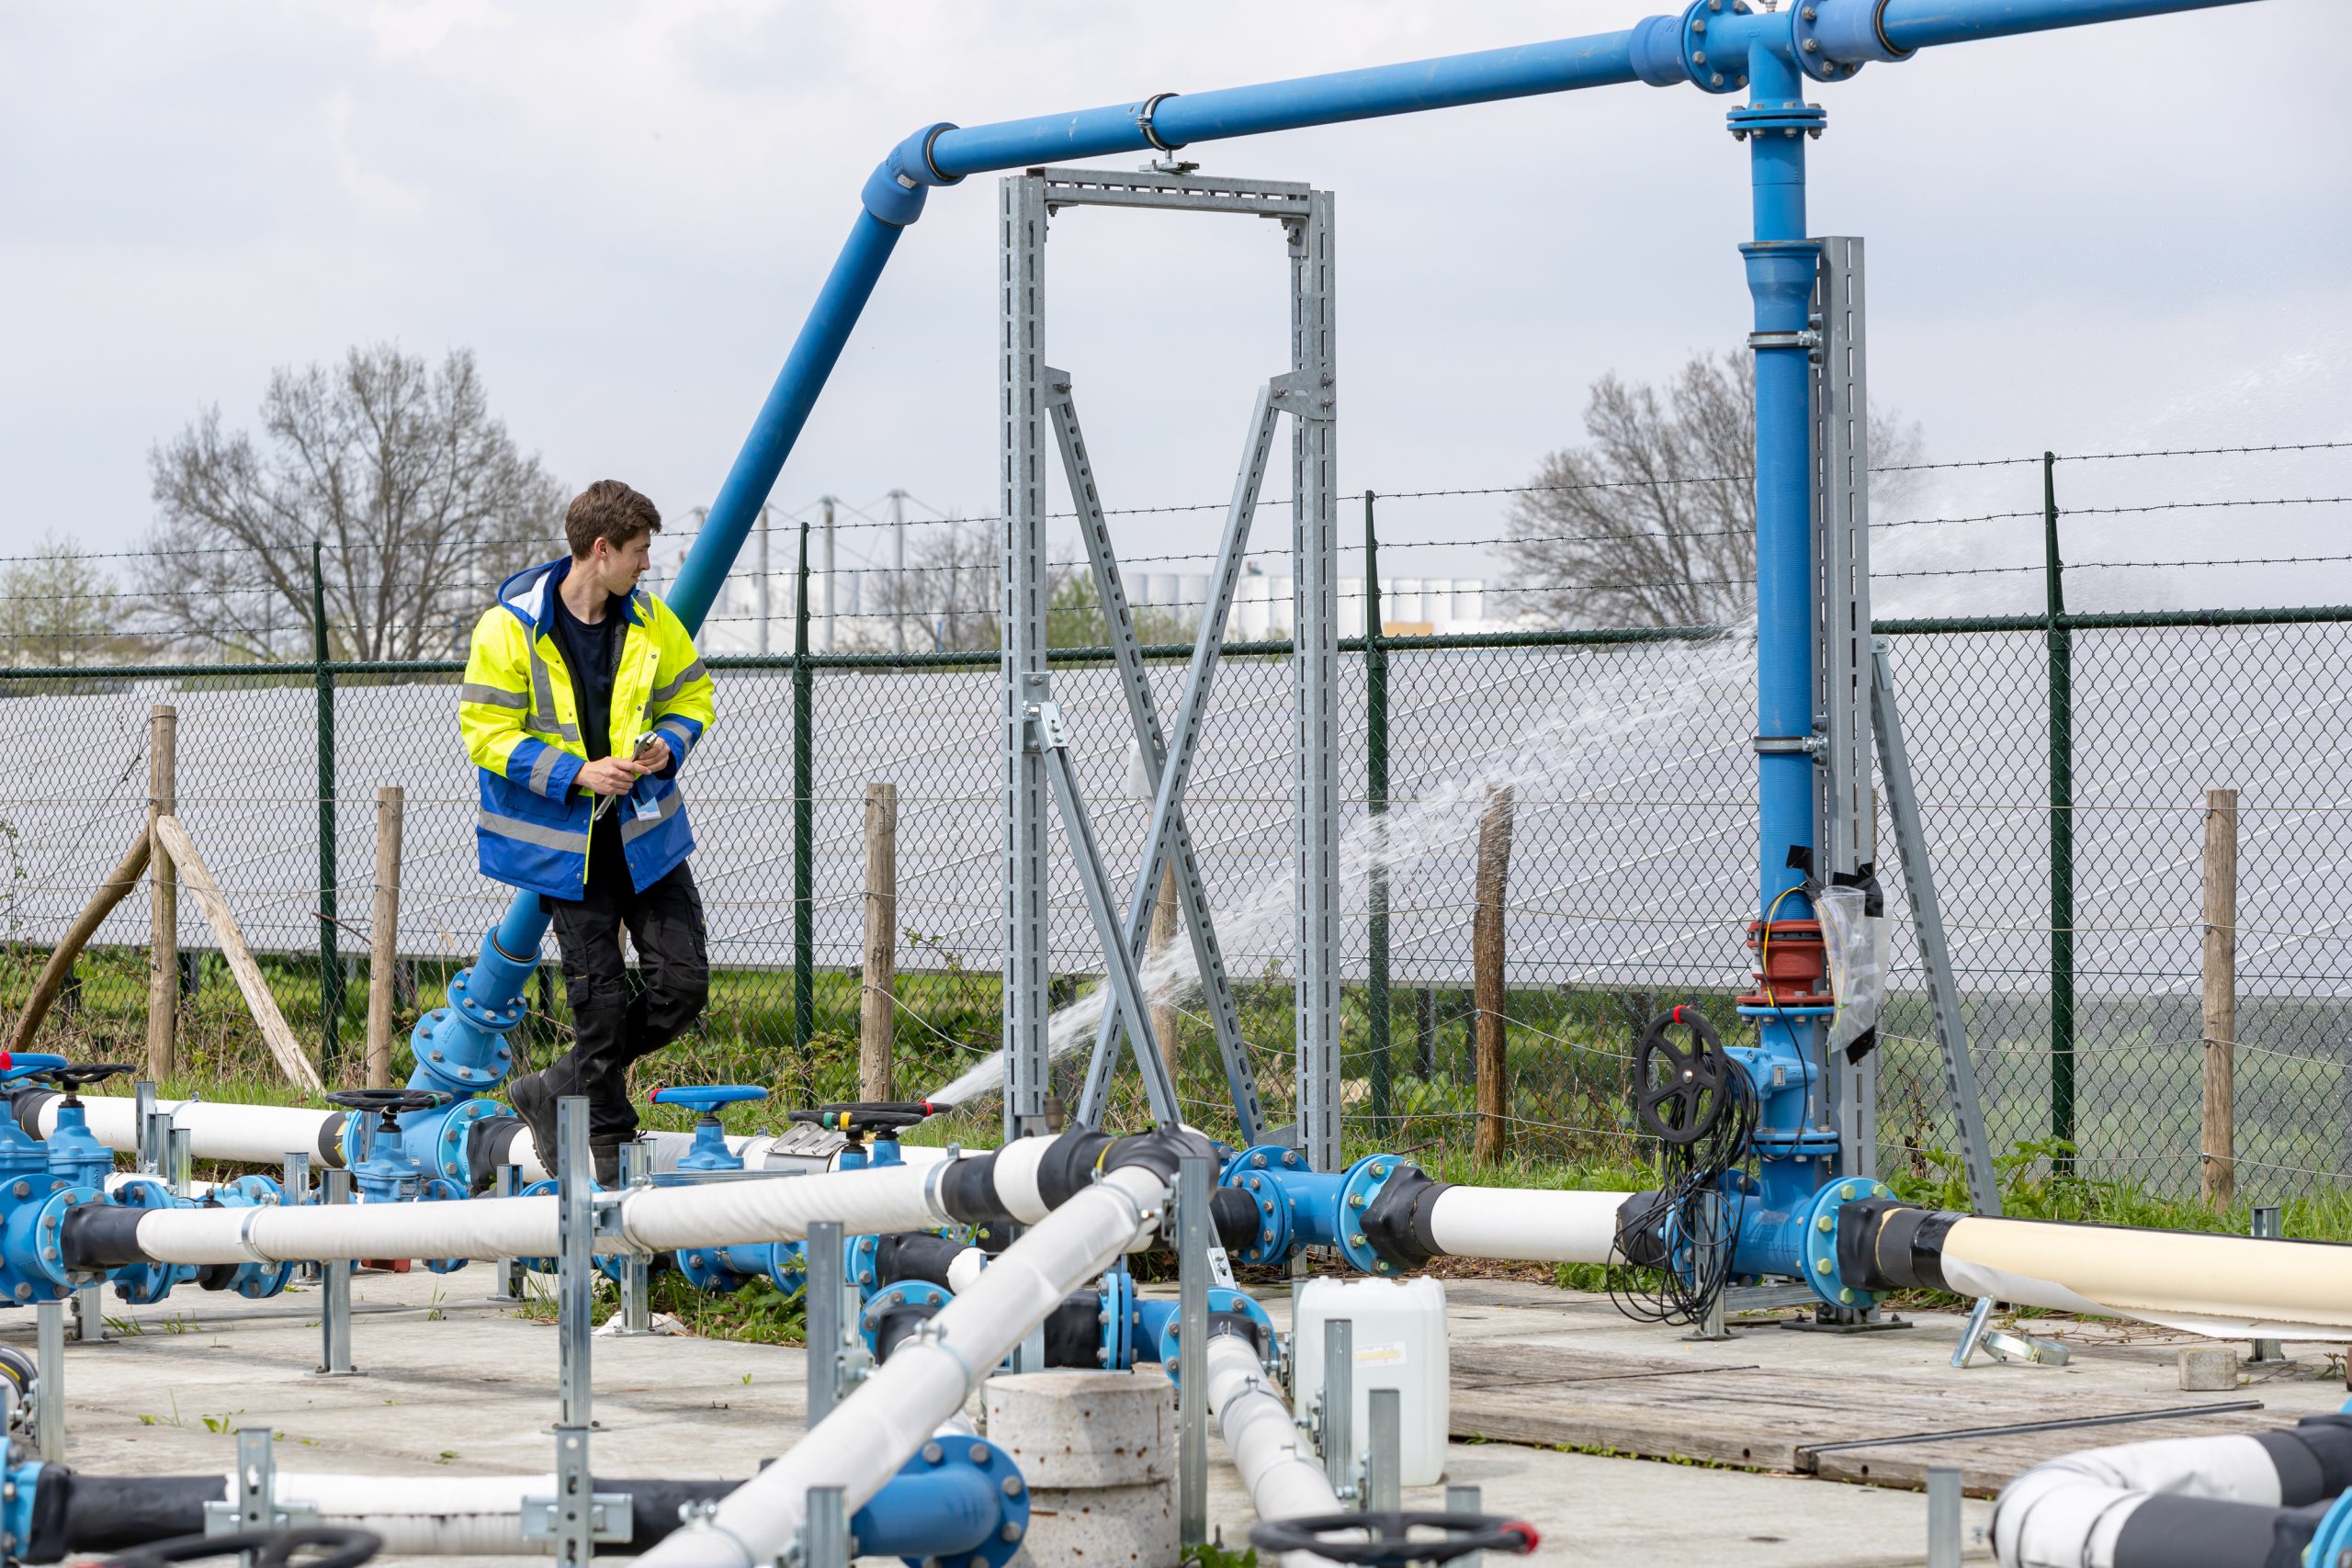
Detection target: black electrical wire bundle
<box><xmin>1608</xmin><ymin>1008</ymin><xmax>1759</xmax><ymax>1327</ymax></box>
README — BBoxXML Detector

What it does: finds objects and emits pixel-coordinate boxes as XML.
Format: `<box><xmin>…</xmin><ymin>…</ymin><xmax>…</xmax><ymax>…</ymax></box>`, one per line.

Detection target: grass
<box><xmin>514</xmin><ymin>1270</ymin><xmax>807</xmax><ymax>1346</ymax></box>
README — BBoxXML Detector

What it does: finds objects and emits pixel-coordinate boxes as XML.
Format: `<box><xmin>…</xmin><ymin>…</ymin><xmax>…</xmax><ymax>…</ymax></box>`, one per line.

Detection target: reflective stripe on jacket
<box><xmin>459</xmin><ymin>558</ymin><xmax>716</xmax><ymax>899</ymax></box>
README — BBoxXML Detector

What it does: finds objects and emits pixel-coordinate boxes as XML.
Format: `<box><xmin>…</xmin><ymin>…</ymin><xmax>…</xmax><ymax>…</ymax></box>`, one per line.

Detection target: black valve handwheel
<box><xmin>1633</xmin><ymin>1006</ymin><xmax>1733</xmax><ymax>1145</ymax></box>
<box><xmin>1249</xmin><ymin>1511</ymin><xmax>1538</xmax><ymax>1566</ymax></box>
<box><xmin>324</xmin><ymin>1088</ymin><xmax>451</xmax><ymax>1124</ymax></box>
<box><xmin>36</xmin><ymin>1062</ymin><xmax>136</xmax><ymax>1104</ymax></box>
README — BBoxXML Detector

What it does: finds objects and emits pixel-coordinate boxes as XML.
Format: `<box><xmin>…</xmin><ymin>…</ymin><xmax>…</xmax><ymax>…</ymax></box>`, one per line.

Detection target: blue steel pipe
<box><xmin>1879</xmin><ymin>0</ymin><xmax>2256</xmax><ymax>51</ymax></box>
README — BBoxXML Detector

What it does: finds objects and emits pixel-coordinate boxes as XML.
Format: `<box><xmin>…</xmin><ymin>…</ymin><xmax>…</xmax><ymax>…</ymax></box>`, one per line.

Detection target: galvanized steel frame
<box><xmin>999</xmin><ymin>165</ymin><xmax>1337</xmax><ymax>1158</ymax></box>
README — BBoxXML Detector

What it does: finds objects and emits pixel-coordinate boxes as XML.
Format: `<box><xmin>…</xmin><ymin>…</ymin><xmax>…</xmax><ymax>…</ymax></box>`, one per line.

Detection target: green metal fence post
<box><xmin>2044</xmin><ymin>452</ymin><xmax>2075</xmax><ymax>1172</ymax></box>
<box><xmin>1364</xmin><ymin>491</ymin><xmax>1392</xmax><ymax>1128</ymax></box>
<box><xmin>311</xmin><ymin>540</ymin><xmax>343</xmax><ymax>1080</ymax></box>
<box><xmin>793</xmin><ymin>522</ymin><xmax>815</xmax><ymax>1089</ymax></box>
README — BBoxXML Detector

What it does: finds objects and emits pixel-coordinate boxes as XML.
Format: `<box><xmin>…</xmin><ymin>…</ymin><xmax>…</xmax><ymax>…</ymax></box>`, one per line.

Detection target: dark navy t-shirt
<box><xmin>548</xmin><ymin>560</ymin><xmax>623</xmax><ymax>763</ymax></box>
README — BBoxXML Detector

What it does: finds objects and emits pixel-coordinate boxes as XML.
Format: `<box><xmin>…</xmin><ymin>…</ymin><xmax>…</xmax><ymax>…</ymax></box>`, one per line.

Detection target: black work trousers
<box><xmin>544</xmin><ymin>858</ymin><xmax>709</xmax><ymax>1143</ymax></box>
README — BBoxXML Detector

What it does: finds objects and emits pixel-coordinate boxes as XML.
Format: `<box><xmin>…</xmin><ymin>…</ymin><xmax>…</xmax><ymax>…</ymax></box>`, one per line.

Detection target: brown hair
<box><xmin>564</xmin><ymin>479</ymin><xmax>662</xmax><ymax>558</ymax></box>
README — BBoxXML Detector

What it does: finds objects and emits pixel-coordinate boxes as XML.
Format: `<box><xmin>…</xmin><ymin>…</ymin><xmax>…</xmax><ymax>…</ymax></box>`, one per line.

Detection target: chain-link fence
<box><xmin>6</xmin><ymin>604</ymin><xmax>2352</xmax><ymax>1202</ymax></box>
<box><xmin>8</xmin><ymin>434</ymin><xmax>2352</xmax><ymax>1202</ymax></box>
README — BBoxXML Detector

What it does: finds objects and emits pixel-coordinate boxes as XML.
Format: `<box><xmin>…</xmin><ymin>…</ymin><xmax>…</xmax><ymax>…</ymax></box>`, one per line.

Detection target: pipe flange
<box><xmin>6</xmin><ymin>1182</ymin><xmax>104</xmax><ymax>1300</ymax></box>
<box><xmin>1135</xmin><ymin>92</ymin><xmax>1185</xmax><ymax>153</ymax></box>
<box><xmin>1157</xmin><ymin>1287</ymin><xmax>1274</xmax><ymax>1390</ymax></box>
<box><xmin>430</xmin><ymin>1098</ymin><xmax>508</xmax><ymax>1189</ymax></box>
<box><xmin>898</xmin><ymin>1436</ymin><xmax>1029</xmax><ymax>1568</ymax></box>
<box><xmin>1100</xmin><ymin>1268</ymin><xmax>1134</xmax><ymax>1371</ymax></box>
<box><xmin>845</xmin><ymin>1231</ymin><xmax>883</xmax><ymax>1301</ymax></box>
<box><xmin>445</xmin><ymin>966</ymin><xmax>528</xmax><ymax>1036</ymax></box>
<box><xmin>1799</xmin><ymin>1177</ymin><xmax>1894</xmax><ymax>1309</ymax></box>
<box><xmin>1680</xmin><ymin>0</ymin><xmax>1756</xmax><ymax>96</ymax></box>
<box><xmin>860</xmin><ymin>1279</ymin><xmax>951</xmax><ymax>1359</ymax></box>
<box><xmin>1222</xmin><ymin>1145</ymin><xmax>1303</xmax><ymax>1266</ymax></box>
<box><xmin>1788</xmin><ymin>2</ymin><xmax>1865</xmax><ymax>82</ymax></box>
<box><xmin>1334</xmin><ymin>1153</ymin><xmax>1408</xmax><ymax>1276</ymax></box>
<box><xmin>105</xmin><ymin>1178</ymin><xmax>195</xmax><ymax>1305</ymax></box>
<box><xmin>1725</xmin><ymin>99</ymin><xmax>1828</xmax><ymax>143</ymax></box>
<box><xmin>678</xmin><ymin>1245</ymin><xmax>755</xmax><ymax>1296</ymax></box>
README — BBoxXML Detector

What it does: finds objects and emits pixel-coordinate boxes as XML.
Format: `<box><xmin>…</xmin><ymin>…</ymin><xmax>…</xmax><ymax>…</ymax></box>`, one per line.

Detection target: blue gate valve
<box><xmin>34</xmin><ymin>1065</ymin><xmax>134</xmax><ymax>1190</ymax></box>
<box><xmin>650</xmin><ymin>1085</ymin><xmax>769</xmax><ymax>1173</ymax></box>
<box><xmin>104</xmin><ymin>1177</ymin><xmax>197</xmax><ymax>1305</ymax></box>
<box><xmin>0</xmin><ymin>1055</ymin><xmax>69</xmax><ymax>1183</ymax></box>
<box><xmin>329</xmin><ymin>1089</ymin><xmax>452</xmax><ymax>1203</ymax></box>
<box><xmin>1218</xmin><ymin>1145</ymin><xmax>1419</xmax><ymax>1276</ymax></box>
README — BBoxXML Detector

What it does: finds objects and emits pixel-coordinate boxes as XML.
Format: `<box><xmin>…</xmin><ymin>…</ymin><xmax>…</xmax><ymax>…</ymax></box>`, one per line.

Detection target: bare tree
<box><xmin>1500</xmin><ymin>351</ymin><xmax>1923</xmax><ymax>628</ymax></box>
<box><xmin>142</xmin><ymin>344</ymin><xmax>567</xmax><ymax>660</ymax></box>
<box><xmin>0</xmin><ymin>537</ymin><xmax>150</xmax><ymax>667</ymax></box>
<box><xmin>861</xmin><ymin>519</ymin><xmax>1002</xmax><ymax>653</ymax></box>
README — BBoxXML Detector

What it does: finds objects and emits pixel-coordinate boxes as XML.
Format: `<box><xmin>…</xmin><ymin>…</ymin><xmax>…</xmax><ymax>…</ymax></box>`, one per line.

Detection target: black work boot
<box><xmin>593</xmin><ymin>1141</ymin><xmax>622</xmax><ymax>1188</ymax></box>
<box><xmin>505</xmin><ymin>1066</ymin><xmax>582</xmax><ymax>1171</ymax></box>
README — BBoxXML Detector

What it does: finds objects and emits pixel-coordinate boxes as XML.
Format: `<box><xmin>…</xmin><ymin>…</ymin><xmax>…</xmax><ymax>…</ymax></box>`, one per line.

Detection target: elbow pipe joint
<box><xmin>1797</xmin><ymin>0</ymin><xmax>1912</xmax><ymax>75</ymax></box>
<box><xmin>861</xmin><ymin>122</ymin><xmax>962</xmax><ymax>228</ymax></box>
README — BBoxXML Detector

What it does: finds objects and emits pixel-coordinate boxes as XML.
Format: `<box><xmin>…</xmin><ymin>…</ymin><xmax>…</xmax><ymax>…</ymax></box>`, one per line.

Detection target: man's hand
<box><xmin>634</xmin><ymin>734</ymin><xmax>673</xmax><ymax>773</ymax></box>
<box><xmin>578</xmin><ymin>755</ymin><xmax>649</xmax><ymax>796</ymax></box>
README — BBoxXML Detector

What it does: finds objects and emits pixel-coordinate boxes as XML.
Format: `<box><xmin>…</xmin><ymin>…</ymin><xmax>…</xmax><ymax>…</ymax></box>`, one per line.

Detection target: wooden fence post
<box><xmin>860</xmin><ymin>782</ymin><xmax>898</xmax><ymax>1103</ymax></box>
<box><xmin>145</xmin><ymin>705</ymin><xmax>178</xmax><ymax>1080</ymax></box>
<box><xmin>2200</xmin><ymin>787</ymin><xmax>2238</xmax><ymax>1209</ymax></box>
<box><xmin>1148</xmin><ymin>863</ymin><xmax>1182</xmax><ymax>1083</ymax></box>
<box><xmin>1472</xmin><ymin>785</ymin><xmax>1516</xmax><ymax>1162</ymax></box>
<box><xmin>365</xmin><ymin>786</ymin><xmax>403</xmax><ymax>1089</ymax></box>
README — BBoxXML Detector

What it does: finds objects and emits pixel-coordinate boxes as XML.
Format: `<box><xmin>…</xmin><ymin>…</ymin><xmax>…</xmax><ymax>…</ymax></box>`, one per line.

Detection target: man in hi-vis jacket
<box><xmin>460</xmin><ymin>479</ymin><xmax>716</xmax><ymax>1183</ymax></box>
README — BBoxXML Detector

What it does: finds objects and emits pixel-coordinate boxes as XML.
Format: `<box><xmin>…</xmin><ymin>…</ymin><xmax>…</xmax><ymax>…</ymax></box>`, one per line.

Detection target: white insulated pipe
<box><xmin>61</xmin><ymin>1093</ymin><xmax>968</xmax><ymax>1178</ymax></box>
<box><xmin>1203</xmin><ymin>1331</ymin><xmax>1346</xmax><ymax>1564</ymax></box>
<box><xmin>42</xmin><ymin>1096</ymin><xmax>336</xmax><ymax>1165</ymax></box>
<box><xmin>1994</xmin><ymin>1431</ymin><xmax>2303</xmax><ymax>1568</ymax></box>
<box><xmin>636</xmin><ymin>1162</ymin><xmax>1168</xmax><ymax>1568</ymax></box>
<box><xmin>1424</xmin><ymin>1186</ymin><xmax>1629</xmax><ymax>1264</ymax></box>
<box><xmin>115</xmin><ymin>1163</ymin><xmax>957</xmax><ymax>1267</ymax></box>
<box><xmin>1937</xmin><ymin>1215</ymin><xmax>2352</xmax><ymax>1340</ymax></box>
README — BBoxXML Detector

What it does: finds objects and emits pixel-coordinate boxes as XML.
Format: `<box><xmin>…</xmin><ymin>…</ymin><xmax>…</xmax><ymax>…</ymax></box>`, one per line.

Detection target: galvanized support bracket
<box><xmin>545</xmin><ymin>1097</ymin><xmax>596</xmax><ymax>1567</ymax></box>
<box><xmin>203</xmin><ymin>1427</ymin><xmax>318</xmax><ymax>1550</ymax></box>
<box><xmin>489</xmin><ymin>1162</ymin><xmax>524</xmax><ymax>1303</ymax></box>
<box><xmin>609</xmin><ymin>1143</ymin><xmax>654</xmax><ymax>1337</ymax></box>
<box><xmin>519</xmin><ymin>1493</ymin><xmax>633</xmax><ymax>1546</ymax></box>
<box><xmin>795</xmin><ymin>1485</ymin><xmax>850</xmax><ymax>1568</ymax></box>
<box><xmin>1364</xmin><ymin>1388</ymin><xmax>1402</xmax><ymax>1513</ymax></box>
<box><xmin>32</xmin><ymin>1301</ymin><xmax>63</xmax><ymax>1462</ymax></box>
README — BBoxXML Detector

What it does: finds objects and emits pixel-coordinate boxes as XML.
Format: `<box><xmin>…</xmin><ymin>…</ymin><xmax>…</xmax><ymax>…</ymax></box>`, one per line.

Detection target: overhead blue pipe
<box><xmin>1879</xmin><ymin>0</ymin><xmax>2256</xmax><ymax>52</ymax></box>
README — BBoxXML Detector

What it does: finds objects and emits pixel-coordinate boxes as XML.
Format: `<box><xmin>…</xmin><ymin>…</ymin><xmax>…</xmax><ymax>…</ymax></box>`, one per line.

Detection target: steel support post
<box><xmin>1000</xmin><ymin>173</ymin><xmax>1055</xmax><ymax>1142</ymax></box>
<box><xmin>803</xmin><ymin>1486</ymin><xmax>849</xmax><ymax>1568</ymax></box>
<box><xmin>1320</xmin><ymin>1317</ymin><xmax>1353</xmax><ymax>1499</ymax></box>
<box><xmin>616</xmin><ymin>1142</ymin><xmax>653</xmax><ymax>1336</ymax></box>
<box><xmin>1366</xmin><ymin>1389</ymin><xmax>1401</xmax><ymax>1513</ymax></box>
<box><xmin>1813</xmin><ymin>234</ymin><xmax>1878</xmax><ymax>1181</ymax></box>
<box><xmin>71</xmin><ymin>1281</ymin><xmax>104</xmax><ymax>1345</ymax></box>
<box><xmin>552</xmin><ymin>1097</ymin><xmax>594</xmax><ymax>1567</ymax></box>
<box><xmin>1446</xmin><ymin>1484</ymin><xmax>1484</xmax><ymax>1568</ymax></box>
<box><xmin>1289</xmin><ymin>190</ymin><xmax>1342</xmax><ymax>1173</ymax></box>
<box><xmin>1364</xmin><ymin>491</ymin><xmax>1392</xmax><ymax>1128</ymax></box>
<box><xmin>2250</xmin><ymin>1208</ymin><xmax>2286</xmax><ymax>1363</ymax></box>
<box><xmin>806</xmin><ymin>1220</ymin><xmax>845</xmax><ymax>1428</ymax></box>
<box><xmin>133</xmin><ymin>1080</ymin><xmax>159</xmax><ymax>1172</ymax></box>
<box><xmin>312</xmin><ymin>1168</ymin><xmax>357</xmax><ymax>1376</ymax></box>
<box><xmin>2043</xmin><ymin>453</ymin><xmax>2076</xmax><ymax>1171</ymax></box>
<box><xmin>1177</xmin><ymin>1154</ymin><xmax>1212</xmax><ymax>1548</ymax></box>
<box><xmin>1033</xmin><ymin>707</ymin><xmax>1181</xmax><ymax>1126</ymax></box>
<box><xmin>1926</xmin><ymin>1466</ymin><xmax>1962</xmax><ymax>1568</ymax></box>
<box><xmin>1050</xmin><ymin>377</ymin><xmax>1267</xmax><ymax>1145</ymax></box>
<box><xmin>1872</xmin><ymin>643</ymin><xmax>2002</xmax><ymax>1215</ymax></box>
<box><xmin>34</xmin><ymin>1300</ymin><xmax>63</xmax><ymax>1462</ymax></box>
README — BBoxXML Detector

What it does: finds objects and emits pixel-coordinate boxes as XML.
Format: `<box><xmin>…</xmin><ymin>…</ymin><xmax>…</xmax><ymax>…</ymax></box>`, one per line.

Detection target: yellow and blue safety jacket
<box><xmin>460</xmin><ymin>559</ymin><xmax>715</xmax><ymax>899</ymax></box>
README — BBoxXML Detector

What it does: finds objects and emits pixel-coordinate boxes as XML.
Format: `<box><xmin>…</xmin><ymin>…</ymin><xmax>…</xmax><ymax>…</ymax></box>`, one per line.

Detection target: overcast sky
<box><xmin>6</xmin><ymin>0</ymin><xmax>2347</xmax><ymax>618</ymax></box>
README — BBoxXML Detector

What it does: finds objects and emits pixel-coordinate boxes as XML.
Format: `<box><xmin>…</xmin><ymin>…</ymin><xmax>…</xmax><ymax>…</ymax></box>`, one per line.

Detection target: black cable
<box><xmin>1609</xmin><ymin>1008</ymin><xmax>1758</xmax><ymax>1328</ymax></box>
